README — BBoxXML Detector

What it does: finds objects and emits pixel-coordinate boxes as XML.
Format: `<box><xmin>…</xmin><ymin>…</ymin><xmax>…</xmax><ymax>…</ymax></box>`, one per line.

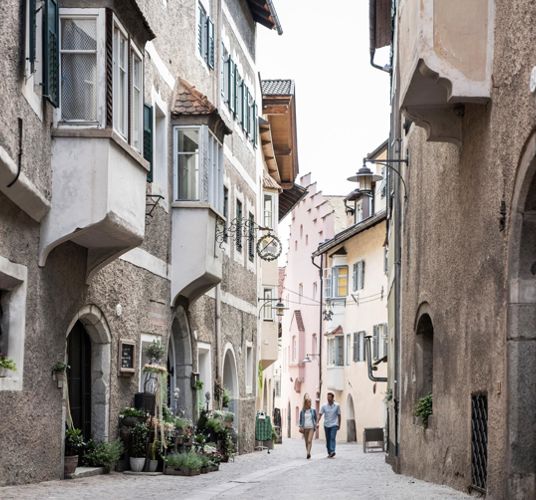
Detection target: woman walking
<box><xmin>299</xmin><ymin>395</ymin><xmax>318</xmax><ymax>459</ymax></box>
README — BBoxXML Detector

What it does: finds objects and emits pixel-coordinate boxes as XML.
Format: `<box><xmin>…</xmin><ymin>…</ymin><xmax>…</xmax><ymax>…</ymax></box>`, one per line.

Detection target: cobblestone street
<box><xmin>1</xmin><ymin>439</ymin><xmax>470</xmax><ymax>500</ymax></box>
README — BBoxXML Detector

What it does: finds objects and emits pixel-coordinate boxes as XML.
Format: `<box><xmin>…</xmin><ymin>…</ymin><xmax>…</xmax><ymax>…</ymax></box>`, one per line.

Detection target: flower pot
<box><xmin>129</xmin><ymin>457</ymin><xmax>146</xmax><ymax>472</ymax></box>
<box><xmin>64</xmin><ymin>455</ymin><xmax>79</xmax><ymax>476</ymax></box>
<box><xmin>147</xmin><ymin>459</ymin><xmax>158</xmax><ymax>472</ymax></box>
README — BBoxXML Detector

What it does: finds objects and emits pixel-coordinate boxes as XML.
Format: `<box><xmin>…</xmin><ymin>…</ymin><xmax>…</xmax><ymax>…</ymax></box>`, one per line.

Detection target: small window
<box><xmin>372</xmin><ymin>324</ymin><xmax>388</xmax><ymax>361</ymax></box>
<box><xmin>353</xmin><ymin>331</ymin><xmax>366</xmax><ymax>362</ymax></box>
<box><xmin>60</xmin><ymin>17</ymin><xmax>98</xmax><ymax>122</ymax></box>
<box><xmin>312</xmin><ymin>281</ymin><xmax>318</xmax><ymax>300</ymax></box>
<box><xmin>332</xmin><ymin>266</ymin><xmax>349</xmax><ymax>297</ymax></box>
<box><xmin>264</xmin><ymin>194</ymin><xmax>273</xmax><ymax>229</ymax></box>
<box><xmin>328</xmin><ymin>336</ymin><xmax>344</xmax><ymax>367</ymax></box>
<box><xmin>236</xmin><ymin>199</ymin><xmax>243</xmax><ymax>252</ymax></box>
<box><xmin>352</xmin><ymin>261</ymin><xmax>365</xmax><ymax>291</ymax></box>
<box><xmin>263</xmin><ymin>288</ymin><xmax>273</xmax><ymax>321</ymax></box>
<box><xmin>175</xmin><ymin>127</ymin><xmax>200</xmax><ymax>200</ymax></box>
<box><xmin>113</xmin><ymin>21</ymin><xmax>129</xmax><ymax>137</ymax></box>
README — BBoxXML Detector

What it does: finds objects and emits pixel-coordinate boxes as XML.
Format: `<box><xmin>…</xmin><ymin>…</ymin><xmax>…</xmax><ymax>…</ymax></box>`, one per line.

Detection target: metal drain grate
<box><xmin>471</xmin><ymin>393</ymin><xmax>488</xmax><ymax>493</ymax></box>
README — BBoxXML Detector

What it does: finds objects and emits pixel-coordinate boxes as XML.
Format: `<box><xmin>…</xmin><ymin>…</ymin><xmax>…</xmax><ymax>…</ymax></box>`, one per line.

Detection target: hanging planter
<box><xmin>51</xmin><ymin>361</ymin><xmax>69</xmax><ymax>389</ymax></box>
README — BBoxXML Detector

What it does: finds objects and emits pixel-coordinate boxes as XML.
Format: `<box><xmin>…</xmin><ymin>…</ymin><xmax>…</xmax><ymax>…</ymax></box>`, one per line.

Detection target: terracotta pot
<box><xmin>64</xmin><ymin>455</ymin><xmax>79</xmax><ymax>476</ymax></box>
<box><xmin>129</xmin><ymin>457</ymin><xmax>146</xmax><ymax>472</ymax></box>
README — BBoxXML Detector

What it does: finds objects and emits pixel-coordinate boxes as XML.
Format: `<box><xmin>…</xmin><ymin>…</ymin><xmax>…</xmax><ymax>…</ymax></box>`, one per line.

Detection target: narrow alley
<box><xmin>0</xmin><ymin>439</ymin><xmax>469</xmax><ymax>500</ymax></box>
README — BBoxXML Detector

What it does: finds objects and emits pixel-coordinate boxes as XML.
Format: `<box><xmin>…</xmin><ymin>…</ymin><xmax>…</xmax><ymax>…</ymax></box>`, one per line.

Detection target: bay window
<box><xmin>332</xmin><ymin>265</ymin><xmax>349</xmax><ymax>298</ymax></box>
<box><xmin>173</xmin><ymin>126</ymin><xmax>223</xmax><ymax>211</ymax></box>
<box><xmin>264</xmin><ymin>194</ymin><xmax>274</xmax><ymax>229</ymax></box>
<box><xmin>328</xmin><ymin>336</ymin><xmax>344</xmax><ymax>367</ymax></box>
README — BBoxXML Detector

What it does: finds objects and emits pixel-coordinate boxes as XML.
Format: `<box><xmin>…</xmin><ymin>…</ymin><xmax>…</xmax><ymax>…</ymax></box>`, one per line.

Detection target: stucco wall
<box><xmin>397</xmin><ymin>2</ymin><xmax>536</xmax><ymax>497</ymax></box>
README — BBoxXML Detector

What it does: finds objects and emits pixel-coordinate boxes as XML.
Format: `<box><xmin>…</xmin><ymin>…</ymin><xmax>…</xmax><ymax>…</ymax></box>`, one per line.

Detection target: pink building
<box><xmin>280</xmin><ymin>173</ymin><xmax>351</xmax><ymax>438</ymax></box>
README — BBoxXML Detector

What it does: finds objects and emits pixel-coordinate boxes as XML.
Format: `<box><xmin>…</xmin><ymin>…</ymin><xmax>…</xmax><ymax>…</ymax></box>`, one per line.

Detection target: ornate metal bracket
<box><xmin>146</xmin><ymin>194</ymin><xmax>164</xmax><ymax>219</ymax></box>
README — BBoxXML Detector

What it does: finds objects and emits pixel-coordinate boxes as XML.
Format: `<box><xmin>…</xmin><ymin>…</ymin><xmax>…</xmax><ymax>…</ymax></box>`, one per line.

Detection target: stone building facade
<box><xmin>370</xmin><ymin>0</ymin><xmax>536</xmax><ymax>498</ymax></box>
<box><xmin>0</xmin><ymin>0</ymin><xmax>281</xmax><ymax>486</ymax></box>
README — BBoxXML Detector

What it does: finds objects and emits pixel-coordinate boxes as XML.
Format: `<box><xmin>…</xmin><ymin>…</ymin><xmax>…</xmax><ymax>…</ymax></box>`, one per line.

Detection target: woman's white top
<box><xmin>303</xmin><ymin>409</ymin><xmax>314</xmax><ymax>428</ymax></box>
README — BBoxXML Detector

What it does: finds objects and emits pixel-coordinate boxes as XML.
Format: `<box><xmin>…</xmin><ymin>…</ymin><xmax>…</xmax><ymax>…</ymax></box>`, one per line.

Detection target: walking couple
<box><xmin>298</xmin><ymin>391</ymin><xmax>341</xmax><ymax>459</ymax></box>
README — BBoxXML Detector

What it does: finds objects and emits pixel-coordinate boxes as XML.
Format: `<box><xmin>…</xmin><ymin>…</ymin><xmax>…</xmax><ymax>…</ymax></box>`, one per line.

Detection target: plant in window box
<box><xmin>64</xmin><ymin>427</ymin><xmax>85</xmax><ymax>476</ymax></box>
<box><xmin>0</xmin><ymin>354</ymin><xmax>16</xmax><ymax>377</ymax></box>
<box><xmin>128</xmin><ymin>422</ymin><xmax>149</xmax><ymax>472</ymax></box>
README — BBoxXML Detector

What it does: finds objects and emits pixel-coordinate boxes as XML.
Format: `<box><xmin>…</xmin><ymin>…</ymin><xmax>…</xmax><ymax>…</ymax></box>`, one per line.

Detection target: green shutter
<box><xmin>197</xmin><ymin>4</ymin><xmax>206</xmax><ymax>55</ymax></box>
<box><xmin>235</xmin><ymin>74</ymin><xmax>242</xmax><ymax>121</ymax></box>
<box><xmin>29</xmin><ymin>0</ymin><xmax>37</xmax><ymax>73</ymax></box>
<box><xmin>229</xmin><ymin>60</ymin><xmax>235</xmax><ymax>113</ymax></box>
<box><xmin>144</xmin><ymin>104</ymin><xmax>153</xmax><ymax>183</ymax></box>
<box><xmin>253</xmin><ymin>102</ymin><xmax>258</xmax><ymax>147</ymax></box>
<box><xmin>207</xmin><ymin>18</ymin><xmax>214</xmax><ymax>69</ymax></box>
<box><xmin>43</xmin><ymin>0</ymin><xmax>59</xmax><ymax>107</ymax></box>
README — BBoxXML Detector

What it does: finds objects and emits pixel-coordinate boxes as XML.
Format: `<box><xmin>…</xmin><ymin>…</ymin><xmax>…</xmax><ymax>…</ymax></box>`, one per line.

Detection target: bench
<box><xmin>363</xmin><ymin>427</ymin><xmax>385</xmax><ymax>453</ymax></box>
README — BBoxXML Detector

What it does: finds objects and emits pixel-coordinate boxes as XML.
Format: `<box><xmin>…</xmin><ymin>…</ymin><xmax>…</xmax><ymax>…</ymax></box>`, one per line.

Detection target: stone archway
<box><xmin>168</xmin><ymin>305</ymin><xmax>193</xmax><ymax>419</ymax></box>
<box><xmin>222</xmin><ymin>345</ymin><xmax>239</xmax><ymax>423</ymax></box>
<box><xmin>346</xmin><ymin>394</ymin><xmax>356</xmax><ymax>442</ymax></box>
<box><xmin>507</xmin><ymin>131</ymin><xmax>536</xmax><ymax>498</ymax></box>
<box><xmin>65</xmin><ymin>305</ymin><xmax>111</xmax><ymax>442</ymax></box>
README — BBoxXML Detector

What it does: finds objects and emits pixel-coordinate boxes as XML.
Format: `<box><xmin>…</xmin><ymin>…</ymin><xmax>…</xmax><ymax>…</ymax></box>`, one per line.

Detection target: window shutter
<box><xmin>373</xmin><ymin>325</ymin><xmax>379</xmax><ymax>360</ymax></box>
<box><xmin>29</xmin><ymin>0</ymin><xmax>37</xmax><ymax>73</ymax></box>
<box><xmin>352</xmin><ymin>263</ymin><xmax>358</xmax><ymax>291</ymax></box>
<box><xmin>207</xmin><ymin>18</ymin><xmax>214</xmax><ymax>68</ymax></box>
<box><xmin>143</xmin><ymin>104</ymin><xmax>153</xmax><ymax>182</ymax></box>
<box><xmin>361</xmin><ymin>260</ymin><xmax>366</xmax><ymax>289</ymax></box>
<box><xmin>242</xmin><ymin>85</ymin><xmax>248</xmax><ymax>131</ymax></box>
<box><xmin>235</xmin><ymin>75</ymin><xmax>242</xmax><ymax>122</ymax></box>
<box><xmin>353</xmin><ymin>333</ymin><xmax>358</xmax><ymax>362</ymax></box>
<box><xmin>229</xmin><ymin>60</ymin><xmax>235</xmax><ymax>113</ymax></box>
<box><xmin>222</xmin><ymin>47</ymin><xmax>229</xmax><ymax>101</ymax></box>
<box><xmin>253</xmin><ymin>102</ymin><xmax>258</xmax><ymax>146</ymax></box>
<box><xmin>198</xmin><ymin>4</ymin><xmax>206</xmax><ymax>55</ymax></box>
<box><xmin>43</xmin><ymin>0</ymin><xmax>59</xmax><ymax>107</ymax></box>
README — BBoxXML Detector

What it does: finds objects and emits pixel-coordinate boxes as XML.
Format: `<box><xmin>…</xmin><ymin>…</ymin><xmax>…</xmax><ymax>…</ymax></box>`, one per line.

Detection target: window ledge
<box><xmin>171</xmin><ymin>201</ymin><xmax>225</xmax><ymax>220</ymax></box>
<box><xmin>52</xmin><ymin>127</ymin><xmax>150</xmax><ymax>172</ymax></box>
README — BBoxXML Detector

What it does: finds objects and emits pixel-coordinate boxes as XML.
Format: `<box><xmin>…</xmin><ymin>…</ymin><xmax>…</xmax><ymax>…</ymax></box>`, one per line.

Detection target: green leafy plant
<box><xmin>65</xmin><ymin>428</ymin><xmax>85</xmax><ymax>456</ymax></box>
<box><xmin>129</xmin><ymin>423</ymin><xmax>149</xmax><ymax>457</ymax></box>
<box><xmin>222</xmin><ymin>411</ymin><xmax>234</xmax><ymax>423</ymax></box>
<box><xmin>414</xmin><ymin>394</ymin><xmax>433</xmax><ymax>428</ymax></box>
<box><xmin>145</xmin><ymin>340</ymin><xmax>165</xmax><ymax>363</ymax></box>
<box><xmin>83</xmin><ymin>440</ymin><xmax>123</xmax><ymax>472</ymax></box>
<box><xmin>149</xmin><ymin>439</ymin><xmax>161</xmax><ymax>461</ymax></box>
<box><xmin>52</xmin><ymin>361</ymin><xmax>70</xmax><ymax>374</ymax></box>
<box><xmin>0</xmin><ymin>354</ymin><xmax>16</xmax><ymax>372</ymax></box>
<box><xmin>222</xmin><ymin>388</ymin><xmax>231</xmax><ymax>408</ymax></box>
<box><xmin>119</xmin><ymin>407</ymin><xmax>146</xmax><ymax>419</ymax></box>
<box><xmin>165</xmin><ymin>451</ymin><xmax>203</xmax><ymax>471</ymax></box>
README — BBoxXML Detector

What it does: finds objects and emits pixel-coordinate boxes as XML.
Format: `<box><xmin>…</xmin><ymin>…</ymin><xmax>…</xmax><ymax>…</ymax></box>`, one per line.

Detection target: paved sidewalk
<box><xmin>0</xmin><ymin>439</ymin><xmax>470</xmax><ymax>500</ymax></box>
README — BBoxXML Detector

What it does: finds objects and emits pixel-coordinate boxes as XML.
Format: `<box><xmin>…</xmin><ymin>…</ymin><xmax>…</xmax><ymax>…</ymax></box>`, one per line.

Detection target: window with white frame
<box><xmin>332</xmin><ymin>265</ymin><xmax>349</xmax><ymax>298</ymax></box>
<box><xmin>353</xmin><ymin>331</ymin><xmax>366</xmax><ymax>362</ymax></box>
<box><xmin>131</xmin><ymin>48</ymin><xmax>143</xmax><ymax>152</ymax></box>
<box><xmin>372</xmin><ymin>324</ymin><xmax>388</xmax><ymax>361</ymax></box>
<box><xmin>0</xmin><ymin>257</ymin><xmax>27</xmax><ymax>392</ymax></box>
<box><xmin>352</xmin><ymin>260</ymin><xmax>365</xmax><ymax>291</ymax></box>
<box><xmin>113</xmin><ymin>21</ymin><xmax>128</xmax><ymax>137</ymax></box>
<box><xmin>246</xmin><ymin>344</ymin><xmax>253</xmax><ymax>393</ymax></box>
<box><xmin>263</xmin><ymin>287</ymin><xmax>274</xmax><ymax>321</ymax></box>
<box><xmin>174</xmin><ymin>126</ymin><xmax>223</xmax><ymax>211</ymax></box>
<box><xmin>264</xmin><ymin>194</ymin><xmax>274</xmax><ymax>229</ymax></box>
<box><xmin>60</xmin><ymin>16</ymin><xmax>98</xmax><ymax>122</ymax></box>
<box><xmin>327</xmin><ymin>336</ymin><xmax>344</xmax><ymax>367</ymax></box>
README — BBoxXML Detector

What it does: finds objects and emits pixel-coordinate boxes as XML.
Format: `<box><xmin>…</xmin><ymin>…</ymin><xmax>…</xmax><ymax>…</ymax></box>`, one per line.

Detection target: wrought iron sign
<box><xmin>215</xmin><ymin>218</ymin><xmax>282</xmax><ymax>261</ymax></box>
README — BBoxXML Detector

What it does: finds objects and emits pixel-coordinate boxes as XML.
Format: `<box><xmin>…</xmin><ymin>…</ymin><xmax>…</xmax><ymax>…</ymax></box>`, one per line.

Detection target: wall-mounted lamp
<box><xmin>348</xmin><ymin>157</ymin><xmax>409</xmax><ymax>200</ymax></box>
<box><xmin>257</xmin><ymin>297</ymin><xmax>288</xmax><ymax>318</ymax></box>
<box><xmin>302</xmin><ymin>353</ymin><xmax>320</xmax><ymax>363</ymax></box>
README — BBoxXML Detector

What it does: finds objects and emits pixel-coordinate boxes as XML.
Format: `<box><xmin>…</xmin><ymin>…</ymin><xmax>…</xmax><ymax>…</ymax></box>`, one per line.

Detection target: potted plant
<box><xmin>0</xmin><ymin>354</ymin><xmax>16</xmax><ymax>377</ymax></box>
<box><xmin>64</xmin><ymin>428</ymin><xmax>85</xmax><ymax>476</ymax></box>
<box><xmin>119</xmin><ymin>407</ymin><xmax>147</xmax><ymax>427</ymax></box>
<box><xmin>83</xmin><ymin>440</ymin><xmax>123</xmax><ymax>473</ymax></box>
<box><xmin>148</xmin><ymin>439</ymin><xmax>160</xmax><ymax>472</ymax></box>
<box><xmin>414</xmin><ymin>393</ymin><xmax>433</xmax><ymax>428</ymax></box>
<box><xmin>52</xmin><ymin>362</ymin><xmax>69</xmax><ymax>388</ymax></box>
<box><xmin>145</xmin><ymin>340</ymin><xmax>165</xmax><ymax>363</ymax></box>
<box><xmin>164</xmin><ymin>451</ymin><xmax>203</xmax><ymax>476</ymax></box>
<box><xmin>129</xmin><ymin>422</ymin><xmax>148</xmax><ymax>472</ymax></box>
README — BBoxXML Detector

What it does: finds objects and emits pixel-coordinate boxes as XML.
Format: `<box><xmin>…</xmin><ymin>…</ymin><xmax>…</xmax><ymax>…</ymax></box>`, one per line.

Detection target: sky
<box><xmin>256</xmin><ymin>0</ymin><xmax>391</xmax><ymax>196</ymax></box>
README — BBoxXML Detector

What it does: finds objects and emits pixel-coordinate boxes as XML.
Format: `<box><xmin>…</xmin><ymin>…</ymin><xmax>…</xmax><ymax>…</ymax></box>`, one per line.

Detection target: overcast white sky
<box><xmin>257</xmin><ymin>0</ymin><xmax>391</xmax><ymax>196</ymax></box>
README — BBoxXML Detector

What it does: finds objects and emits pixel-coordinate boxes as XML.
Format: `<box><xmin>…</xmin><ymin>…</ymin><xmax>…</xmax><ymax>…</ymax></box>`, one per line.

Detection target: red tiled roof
<box><xmin>172</xmin><ymin>78</ymin><xmax>216</xmax><ymax>116</ymax></box>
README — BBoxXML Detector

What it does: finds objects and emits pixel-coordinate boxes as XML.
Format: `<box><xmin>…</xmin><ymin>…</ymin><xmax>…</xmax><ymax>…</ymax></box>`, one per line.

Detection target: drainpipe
<box><xmin>215</xmin><ymin>284</ymin><xmax>222</xmax><ymax>399</ymax></box>
<box><xmin>364</xmin><ymin>336</ymin><xmax>387</xmax><ymax>383</ymax></box>
<box><xmin>311</xmin><ymin>254</ymin><xmax>323</xmax><ymax>400</ymax></box>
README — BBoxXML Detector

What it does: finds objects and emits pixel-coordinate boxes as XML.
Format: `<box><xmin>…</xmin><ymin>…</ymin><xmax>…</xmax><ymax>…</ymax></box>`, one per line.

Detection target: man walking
<box><xmin>318</xmin><ymin>391</ymin><xmax>341</xmax><ymax>458</ymax></box>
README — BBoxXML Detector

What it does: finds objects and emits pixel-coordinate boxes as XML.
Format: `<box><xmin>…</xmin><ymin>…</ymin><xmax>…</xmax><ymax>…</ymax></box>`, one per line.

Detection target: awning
<box><xmin>279</xmin><ymin>183</ymin><xmax>307</xmax><ymax>221</ymax></box>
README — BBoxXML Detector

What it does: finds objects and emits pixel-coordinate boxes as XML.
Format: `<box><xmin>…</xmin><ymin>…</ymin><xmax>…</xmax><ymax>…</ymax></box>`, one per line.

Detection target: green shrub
<box><xmin>165</xmin><ymin>451</ymin><xmax>203</xmax><ymax>471</ymax></box>
<box><xmin>83</xmin><ymin>440</ymin><xmax>123</xmax><ymax>471</ymax></box>
<box><xmin>0</xmin><ymin>355</ymin><xmax>16</xmax><ymax>372</ymax></box>
<box><xmin>414</xmin><ymin>394</ymin><xmax>433</xmax><ymax>428</ymax></box>
<box><xmin>129</xmin><ymin>423</ymin><xmax>149</xmax><ymax>457</ymax></box>
<box><xmin>65</xmin><ymin>428</ymin><xmax>85</xmax><ymax>456</ymax></box>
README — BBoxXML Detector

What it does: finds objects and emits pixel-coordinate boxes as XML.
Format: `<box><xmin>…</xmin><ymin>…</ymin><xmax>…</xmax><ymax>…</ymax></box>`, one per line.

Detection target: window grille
<box><xmin>471</xmin><ymin>393</ymin><xmax>488</xmax><ymax>493</ymax></box>
<box><xmin>60</xmin><ymin>17</ymin><xmax>97</xmax><ymax>121</ymax></box>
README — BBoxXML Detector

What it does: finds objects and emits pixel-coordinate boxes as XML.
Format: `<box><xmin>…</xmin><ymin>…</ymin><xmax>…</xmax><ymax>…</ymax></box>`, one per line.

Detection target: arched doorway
<box><xmin>222</xmin><ymin>346</ymin><xmax>238</xmax><ymax>422</ymax></box>
<box><xmin>346</xmin><ymin>394</ymin><xmax>356</xmax><ymax>442</ymax></box>
<box><xmin>167</xmin><ymin>305</ymin><xmax>193</xmax><ymax>419</ymax></box>
<box><xmin>507</xmin><ymin>132</ymin><xmax>536</xmax><ymax>498</ymax></box>
<box><xmin>65</xmin><ymin>305</ymin><xmax>111</xmax><ymax>442</ymax></box>
<box><xmin>67</xmin><ymin>322</ymin><xmax>92</xmax><ymax>440</ymax></box>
